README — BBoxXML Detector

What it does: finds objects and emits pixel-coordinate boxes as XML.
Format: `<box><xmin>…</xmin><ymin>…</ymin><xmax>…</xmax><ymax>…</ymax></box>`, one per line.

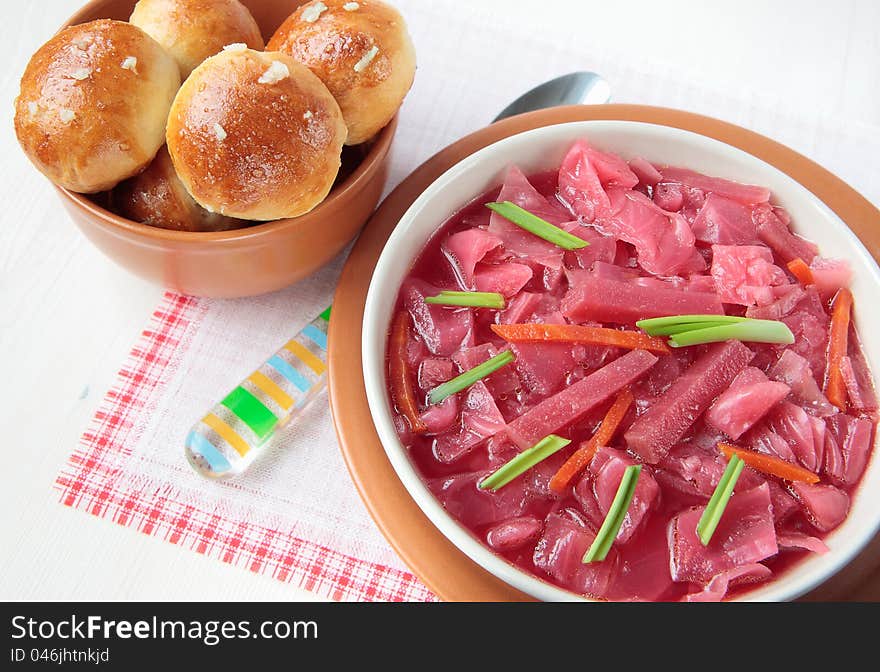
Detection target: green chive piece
<box><xmin>640</xmin><ymin>321</ymin><xmax>740</xmax><ymax>336</ymax></box>
<box><xmin>696</xmin><ymin>455</ymin><xmax>745</xmax><ymax>546</ymax></box>
<box><xmin>583</xmin><ymin>464</ymin><xmax>642</xmax><ymax>563</ymax></box>
<box><xmin>636</xmin><ymin>314</ymin><xmax>747</xmax><ymax>333</ymax></box>
<box><xmin>667</xmin><ymin>320</ymin><xmax>795</xmax><ymax>348</ymax></box>
<box><xmin>479</xmin><ymin>434</ymin><xmax>571</xmax><ymax>491</ymax></box>
<box><xmin>427</xmin><ymin>350</ymin><xmax>515</xmax><ymax>405</ymax></box>
<box><xmin>486</xmin><ymin>201</ymin><xmax>589</xmax><ymax>250</ymax></box>
<box><xmin>637</xmin><ymin>314</ymin><xmax>795</xmax><ymax>348</ymax></box>
<box><xmin>424</xmin><ymin>290</ymin><xmax>506</xmax><ymax>310</ymax></box>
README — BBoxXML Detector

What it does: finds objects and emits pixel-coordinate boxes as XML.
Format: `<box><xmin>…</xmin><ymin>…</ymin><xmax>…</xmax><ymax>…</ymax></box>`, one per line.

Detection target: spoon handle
<box><xmin>184</xmin><ymin>307</ymin><xmax>331</xmax><ymax>479</ymax></box>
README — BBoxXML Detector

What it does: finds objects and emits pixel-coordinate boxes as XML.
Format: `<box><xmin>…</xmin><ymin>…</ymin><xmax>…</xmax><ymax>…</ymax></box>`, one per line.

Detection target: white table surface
<box><xmin>1</xmin><ymin>0</ymin><xmax>878</xmax><ymax>601</ymax></box>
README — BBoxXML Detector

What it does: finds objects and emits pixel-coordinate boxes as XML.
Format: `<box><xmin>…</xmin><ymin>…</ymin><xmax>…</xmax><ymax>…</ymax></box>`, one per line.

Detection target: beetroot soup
<box><xmin>385</xmin><ymin>139</ymin><xmax>877</xmax><ymax>602</ymax></box>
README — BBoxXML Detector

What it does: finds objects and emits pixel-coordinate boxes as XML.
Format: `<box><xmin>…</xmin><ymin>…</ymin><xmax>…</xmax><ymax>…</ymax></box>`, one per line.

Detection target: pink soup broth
<box><xmin>386</xmin><ymin>139</ymin><xmax>877</xmax><ymax>602</ymax></box>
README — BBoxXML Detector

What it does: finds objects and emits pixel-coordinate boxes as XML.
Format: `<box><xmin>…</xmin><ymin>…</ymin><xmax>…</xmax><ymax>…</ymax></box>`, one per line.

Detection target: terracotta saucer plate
<box><xmin>327</xmin><ymin>104</ymin><xmax>880</xmax><ymax>602</ymax></box>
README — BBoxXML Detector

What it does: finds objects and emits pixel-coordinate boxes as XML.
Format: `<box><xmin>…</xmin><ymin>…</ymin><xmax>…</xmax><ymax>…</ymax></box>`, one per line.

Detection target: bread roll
<box><xmin>113</xmin><ymin>145</ymin><xmax>245</xmax><ymax>231</ymax></box>
<box><xmin>13</xmin><ymin>19</ymin><xmax>180</xmax><ymax>194</ymax></box>
<box><xmin>130</xmin><ymin>0</ymin><xmax>264</xmax><ymax>79</ymax></box>
<box><xmin>267</xmin><ymin>0</ymin><xmax>415</xmax><ymax>145</ymax></box>
<box><xmin>166</xmin><ymin>48</ymin><xmax>347</xmax><ymax>220</ymax></box>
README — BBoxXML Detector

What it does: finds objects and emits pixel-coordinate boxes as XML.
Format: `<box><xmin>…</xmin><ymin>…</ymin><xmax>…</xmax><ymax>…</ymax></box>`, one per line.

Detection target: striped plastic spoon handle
<box><xmin>185</xmin><ymin>307</ymin><xmax>331</xmax><ymax>479</ymax></box>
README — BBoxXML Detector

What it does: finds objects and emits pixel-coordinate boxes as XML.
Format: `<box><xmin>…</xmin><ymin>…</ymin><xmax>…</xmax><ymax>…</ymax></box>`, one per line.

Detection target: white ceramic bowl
<box><xmin>362</xmin><ymin>120</ymin><xmax>880</xmax><ymax>601</ymax></box>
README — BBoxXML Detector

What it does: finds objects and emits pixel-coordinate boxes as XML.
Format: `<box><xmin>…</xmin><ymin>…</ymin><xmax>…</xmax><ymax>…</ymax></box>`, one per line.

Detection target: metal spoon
<box><xmin>493</xmin><ymin>71</ymin><xmax>611</xmax><ymax>122</ymax></box>
<box><xmin>185</xmin><ymin>72</ymin><xmax>612</xmax><ymax>479</ymax></box>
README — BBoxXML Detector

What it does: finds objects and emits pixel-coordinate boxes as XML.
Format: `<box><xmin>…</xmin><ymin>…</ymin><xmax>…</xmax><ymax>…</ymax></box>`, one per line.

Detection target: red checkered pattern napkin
<box><xmin>55</xmin><ymin>282</ymin><xmax>434</xmax><ymax>602</ymax></box>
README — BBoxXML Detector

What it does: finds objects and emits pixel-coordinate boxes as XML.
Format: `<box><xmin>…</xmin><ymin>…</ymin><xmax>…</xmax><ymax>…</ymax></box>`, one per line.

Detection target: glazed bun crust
<box><xmin>14</xmin><ymin>19</ymin><xmax>180</xmax><ymax>194</ymax></box>
<box><xmin>166</xmin><ymin>48</ymin><xmax>347</xmax><ymax>221</ymax></box>
<box><xmin>130</xmin><ymin>0</ymin><xmax>264</xmax><ymax>79</ymax></box>
<box><xmin>267</xmin><ymin>0</ymin><xmax>415</xmax><ymax>145</ymax></box>
<box><xmin>113</xmin><ymin>145</ymin><xmax>245</xmax><ymax>232</ymax></box>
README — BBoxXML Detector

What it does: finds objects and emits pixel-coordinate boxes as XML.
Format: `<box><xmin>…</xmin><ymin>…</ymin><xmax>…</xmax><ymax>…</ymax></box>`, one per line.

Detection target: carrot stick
<box><xmin>786</xmin><ymin>257</ymin><xmax>815</xmax><ymax>285</ymax></box>
<box><xmin>825</xmin><ymin>288</ymin><xmax>853</xmax><ymax>411</ymax></box>
<box><xmin>549</xmin><ymin>388</ymin><xmax>635</xmax><ymax>493</ymax></box>
<box><xmin>718</xmin><ymin>443</ymin><xmax>819</xmax><ymax>484</ymax></box>
<box><xmin>491</xmin><ymin>323</ymin><xmax>670</xmax><ymax>354</ymax></box>
<box><xmin>389</xmin><ymin>311</ymin><xmax>427</xmax><ymax>433</ymax></box>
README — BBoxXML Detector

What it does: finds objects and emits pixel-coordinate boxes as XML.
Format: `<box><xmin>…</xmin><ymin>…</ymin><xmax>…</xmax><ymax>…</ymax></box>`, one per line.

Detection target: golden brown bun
<box><xmin>166</xmin><ymin>48</ymin><xmax>346</xmax><ymax>220</ymax></box>
<box><xmin>112</xmin><ymin>145</ymin><xmax>246</xmax><ymax>232</ymax></box>
<box><xmin>13</xmin><ymin>19</ymin><xmax>181</xmax><ymax>194</ymax></box>
<box><xmin>267</xmin><ymin>0</ymin><xmax>415</xmax><ymax>145</ymax></box>
<box><xmin>130</xmin><ymin>0</ymin><xmax>264</xmax><ymax>79</ymax></box>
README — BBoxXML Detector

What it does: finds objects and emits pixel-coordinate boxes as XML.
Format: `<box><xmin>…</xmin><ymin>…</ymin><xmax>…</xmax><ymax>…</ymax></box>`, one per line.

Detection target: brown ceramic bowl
<box><xmin>47</xmin><ymin>0</ymin><xmax>397</xmax><ymax>298</ymax></box>
<box><xmin>329</xmin><ymin>105</ymin><xmax>880</xmax><ymax>601</ymax></box>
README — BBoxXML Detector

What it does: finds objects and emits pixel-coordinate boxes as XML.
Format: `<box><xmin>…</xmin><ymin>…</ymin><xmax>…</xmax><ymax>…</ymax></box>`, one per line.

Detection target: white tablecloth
<box><xmin>2</xmin><ymin>0</ymin><xmax>878</xmax><ymax>600</ymax></box>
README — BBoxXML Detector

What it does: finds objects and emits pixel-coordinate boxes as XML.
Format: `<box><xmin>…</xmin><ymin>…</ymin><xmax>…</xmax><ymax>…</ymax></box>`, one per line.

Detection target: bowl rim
<box><xmin>361</xmin><ymin>118</ymin><xmax>880</xmax><ymax>602</ymax></box>
<box><xmin>54</xmin><ymin>0</ymin><xmax>397</xmax><ymax>243</ymax></box>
